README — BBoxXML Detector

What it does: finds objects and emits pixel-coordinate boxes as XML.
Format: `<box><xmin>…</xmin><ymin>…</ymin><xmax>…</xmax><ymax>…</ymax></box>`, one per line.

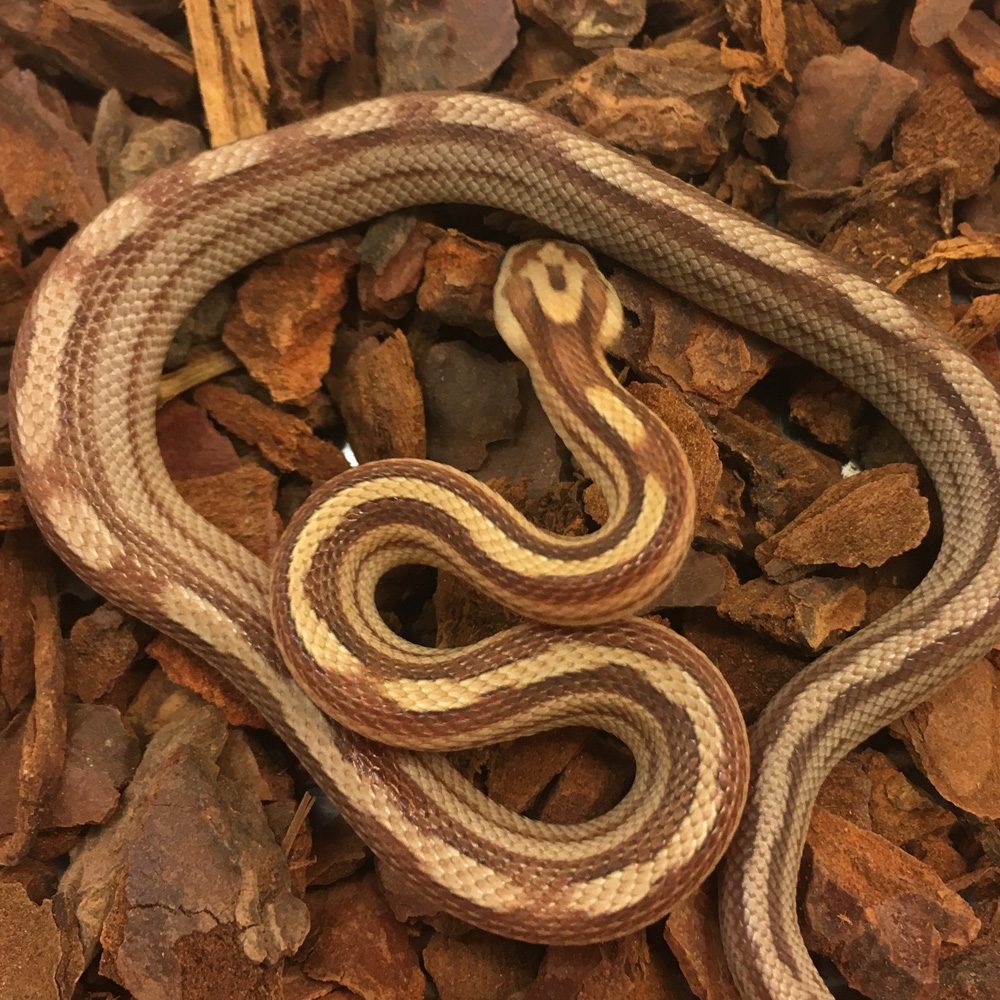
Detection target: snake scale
<box><xmin>10</xmin><ymin>93</ymin><xmax>1000</xmax><ymax>1000</ymax></box>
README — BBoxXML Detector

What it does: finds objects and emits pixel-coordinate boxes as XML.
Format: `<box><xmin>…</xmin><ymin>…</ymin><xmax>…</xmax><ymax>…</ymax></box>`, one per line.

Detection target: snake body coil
<box><xmin>11</xmin><ymin>93</ymin><xmax>1000</xmax><ymax>1000</ymax></box>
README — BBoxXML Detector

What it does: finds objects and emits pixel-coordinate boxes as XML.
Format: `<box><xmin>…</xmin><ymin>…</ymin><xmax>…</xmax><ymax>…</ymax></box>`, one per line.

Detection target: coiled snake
<box><xmin>10</xmin><ymin>93</ymin><xmax>1000</xmax><ymax>1000</ymax></box>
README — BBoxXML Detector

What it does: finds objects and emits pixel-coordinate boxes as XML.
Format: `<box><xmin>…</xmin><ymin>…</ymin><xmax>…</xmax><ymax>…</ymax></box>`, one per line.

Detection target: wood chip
<box><xmin>195</xmin><ymin>383</ymin><xmax>349</xmax><ymax>482</ymax></box>
<box><xmin>183</xmin><ymin>0</ymin><xmax>268</xmax><ymax>145</ymax></box>
<box><xmin>0</xmin><ymin>0</ymin><xmax>195</xmax><ymax>107</ymax></box>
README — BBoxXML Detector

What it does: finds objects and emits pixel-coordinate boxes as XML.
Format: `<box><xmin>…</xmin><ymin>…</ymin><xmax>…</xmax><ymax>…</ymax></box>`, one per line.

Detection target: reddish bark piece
<box><xmin>712</xmin><ymin>409</ymin><xmax>842</xmax><ymax>537</ymax></box>
<box><xmin>755</xmin><ymin>464</ymin><xmax>929</xmax><ymax>582</ymax></box>
<box><xmin>417</xmin><ymin>340</ymin><xmax>521</xmax><ymax>470</ymax></box>
<box><xmin>65</xmin><ymin>606</ymin><xmax>139</xmax><ymax>704</ymax></box>
<box><xmin>99</xmin><ymin>738</ymin><xmax>306</xmax><ymax>996</ymax></box>
<box><xmin>803</xmin><ymin>807</ymin><xmax>980</xmax><ymax>998</ymax></box>
<box><xmin>536</xmin><ymin>734</ymin><xmax>633</xmax><ymax>823</ymax></box>
<box><xmin>283</xmin><ymin>965</ymin><xmax>358</xmax><ymax>1000</ymax></box>
<box><xmin>224</xmin><ymin>240</ymin><xmax>357</xmax><ymax>405</ymax></box>
<box><xmin>423</xmin><ymin>930</ymin><xmax>542</xmax><ymax>1000</ymax></box>
<box><xmin>949</xmin><ymin>10</ymin><xmax>1000</xmax><ymax>99</ymax></box>
<box><xmin>911</xmin><ymin>0</ymin><xmax>972</xmax><ymax>46</ymax></box>
<box><xmin>628</xmin><ymin>382</ymin><xmax>722</xmax><ymax>521</ymax></box>
<box><xmin>0</xmin><ymin>882</ymin><xmax>60</xmax><ymax>1000</ymax></box>
<box><xmin>298</xmin><ymin>0</ymin><xmax>353</xmax><ymax>79</ymax></box>
<box><xmin>195</xmin><ymin>383</ymin><xmax>349</xmax><ymax>483</ymax></box>
<box><xmin>892</xmin><ymin>657</ymin><xmax>1000</xmax><ymax>818</ymax></box>
<box><xmin>146</xmin><ymin>635</ymin><xmax>266</xmax><ymax>730</ymax></box>
<box><xmin>307</xmin><ymin>815</ymin><xmax>369</xmax><ymax>887</ymax></box>
<box><xmin>523</xmin><ymin>932</ymin><xmax>685</xmax><ymax>998</ymax></box>
<box><xmin>0</xmin><ymin>68</ymin><xmax>105</xmax><ymax>243</ymax></box>
<box><xmin>610</xmin><ymin>270</ymin><xmax>781</xmax><ymax>413</ymax></box>
<box><xmin>517</xmin><ymin>0</ymin><xmax>645</xmax><ymax>50</ymax></box>
<box><xmin>434</xmin><ymin>566</ymin><xmax>521</xmax><ymax>651</ymax></box>
<box><xmin>0</xmin><ymin>464</ymin><xmax>31</xmax><ymax>528</ymax></box>
<box><xmin>789</xmin><ymin>371</ymin><xmax>867</xmax><ymax>452</ymax></box>
<box><xmin>820</xmin><ymin>185</ymin><xmax>953</xmax><ymax>327</ymax></box>
<box><xmin>504</xmin><ymin>23</ymin><xmax>586</xmax><ymax>93</ymax></box>
<box><xmin>0</xmin><ymin>584</ymin><xmax>65</xmax><ymax>865</ymax></box>
<box><xmin>938</xmin><ymin>925</ymin><xmax>1000</xmax><ymax>998</ymax></box>
<box><xmin>0</xmin><ymin>857</ymin><xmax>60</xmax><ymax>904</ymax></box>
<box><xmin>218</xmin><ymin>728</ymin><xmax>295</xmax><ymax>804</ymax></box>
<box><xmin>698</xmin><ymin>466</ymin><xmax>750</xmax><ymax>554</ymax></box>
<box><xmin>782</xmin><ymin>0</ymin><xmax>843</xmax><ymax>77</ymax></box>
<box><xmin>339</xmin><ymin>331</ymin><xmax>426</xmax><ymax>463</ymax></box>
<box><xmin>0</xmin><ymin>704</ymin><xmax>138</xmax><ymax>836</ymax></box>
<box><xmin>664</xmin><ymin>883</ymin><xmax>742</xmax><ymax>1000</ymax></box>
<box><xmin>56</xmin><ymin>705</ymin><xmax>307</xmax><ymax>998</ymax></box>
<box><xmin>156</xmin><ymin>398</ymin><xmax>241</xmax><ymax>481</ymax></box>
<box><xmin>683</xmin><ymin>610</ymin><xmax>807</xmax><ymax>721</ymax></box>
<box><xmin>481</xmin><ymin>729</ymin><xmax>591</xmax><ymax>814</ymax></box>
<box><xmin>0</xmin><ymin>531</ymin><xmax>55</xmax><ymax>726</ymax></box>
<box><xmin>818</xmin><ymin>750</ymin><xmax>966</xmax><ymax>883</ymax></box>
<box><xmin>375</xmin><ymin>0</ymin><xmax>518</xmax><ymax>93</ymax></box>
<box><xmin>950</xmin><ymin>293</ymin><xmax>1000</xmax><ymax>351</ymax></box>
<box><xmin>175</xmin><ymin>463</ymin><xmax>281</xmax><ymax>563</ymax></box>
<box><xmin>416</xmin><ymin>232</ymin><xmax>502</xmax><ymax>335</ymax></box>
<box><xmin>819</xmin><ymin>750</ymin><xmax>956</xmax><ymax>843</ymax></box>
<box><xmin>301</xmin><ymin>872</ymin><xmax>426</xmax><ymax>998</ymax></box>
<box><xmin>894</xmin><ymin>76</ymin><xmax>999</xmax><ymax>200</ymax></box>
<box><xmin>565</xmin><ymin>42</ymin><xmax>735</xmax><ymax>175</ymax></box>
<box><xmin>0</xmin><ymin>0</ymin><xmax>194</xmax><ymax>107</ymax></box>
<box><xmin>357</xmin><ymin>214</ymin><xmax>438</xmax><ymax>319</ymax></box>
<box><xmin>374</xmin><ymin>857</ymin><xmax>462</xmax><ymax>932</ymax></box>
<box><xmin>719</xmin><ymin>574</ymin><xmax>867</xmax><ymax>649</ymax></box>
<box><xmin>786</xmin><ymin>47</ymin><xmax>918</xmax><ymax>190</ymax></box>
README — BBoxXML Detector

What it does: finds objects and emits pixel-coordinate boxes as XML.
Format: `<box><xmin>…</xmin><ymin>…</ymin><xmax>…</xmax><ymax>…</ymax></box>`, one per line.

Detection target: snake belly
<box><xmin>10</xmin><ymin>93</ymin><xmax>1000</xmax><ymax>1000</ymax></box>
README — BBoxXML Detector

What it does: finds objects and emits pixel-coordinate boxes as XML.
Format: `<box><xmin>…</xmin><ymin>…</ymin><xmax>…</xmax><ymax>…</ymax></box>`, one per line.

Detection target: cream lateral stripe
<box><xmin>10</xmin><ymin>92</ymin><xmax>1000</xmax><ymax>999</ymax></box>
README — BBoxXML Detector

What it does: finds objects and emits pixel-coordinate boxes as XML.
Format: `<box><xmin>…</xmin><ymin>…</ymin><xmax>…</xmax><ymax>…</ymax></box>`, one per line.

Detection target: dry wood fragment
<box><xmin>0</xmin><ymin>68</ymin><xmax>106</xmax><ymax>243</ymax></box>
<box><xmin>416</xmin><ymin>232</ymin><xmax>503</xmax><ymax>335</ymax></box>
<box><xmin>518</xmin><ymin>0</ymin><xmax>644</xmax><ymax>51</ymax></box>
<box><xmin>892</xmin><ymin>657</ymin><xmax>1000</xmax><ymax>819</ymax></box>
<box><xmin>910</xmin><ymin>0</ymin><xmax>972</xmax><ymax>47</ymax></box>
<box><xmin>786</xmin><ymin>47</ymin><xmax>918</xmax><ymax>190</ymax></box>
<box><xmin>65</xmin><ymin>606</ymin><xmax>140</xmax><ymax>703</ymax></box>
<box><xmin>424</xmin><ymin>929</ymin><xmax>542</xmax><ymax>1000</ymax></box>
<box><xmin>358</xmin><ymin>214</ymin><xmax>440</xmax><ymax>319</ymax></box>
<box><xmin>712</xmin><ymin>408</ymin><xmax>841</xmax><ymax>537</ymax></box>
<box><xmin>223</xmin><ymin>240</ymin><xmax>358</xmax><ymax>404</ymax></box>
<box><xmin>803</xmin><ymin>807</ymin><xmax>980</xmax><ymax>998</ymax></box>
<box><xmin>146</xmin><ymin>635</ymin><xmax>266</xmax><ymax>729</ymax></box>
<box><xmin>0</xmin><ymin>585</ymin><xmax>65</xmax><ymax>866</ymax></box>
<box><xmin>949</xmin><ymin>10</ymin><xmax>1000</xmax><ymax>99</ymax></box>
<box><xmin>339</xmin><ymin>330</ymin><xmax>426</xmax><ymax>463</ymax></box>
<box><xmin>300</xmin><ymin>872</ymin><xmax>426</xmax><ymax>997</ymax></box>
<box><xmin>183</xmin><ymin>0</ymin><xmax>269</xmax><ymax>146</ymax></box>
<box><xmin>610</xmin><ymin>270</ymin><xmax>781</xmax><ymax>414</ymax></box>
<box><xmin>0</xmin><ymin>881</ymin><xmax>61</xmax><ymax>1000</ymax></box>
<box><xmin>194</xmin><ymin>383</ymin><xmax>349</xmax><ymax>482</ymax></box>
<box><xmin>720</xmin><ymin>574</ymin><xmax>867</xmax><ymax>650</ymax></box>
<box><xmin>755</xmin><ymin>464</ymin><xmax>930</xmax><ymax>582</ymax></box>
<box><xmin>0</xmin><ymin>0</ymin><xmax>195</xmax><ymax>106</ymax></box>
<box><xmin>156</xmin><ymin>397</ymin><xmax>242</xmax><ymax>480</ymax></box>
<box><xmin>562</xmin><ymin>42</ymin><xmax>736</xmax><ymax>175</ymax></box>
<box><xmin>950</xmin><ymin>293</ymin><xmax>1000</xmax><ymax>349</ymax></box>
<box><xmin>664</xmin><ymin>883</ymin><xmax>742</xmax><ymax>1000</ymax></box>
<box><xmin>524</xmin><ymin>932</ymin><xmax>682</xmax><ymax>997</ymax></box>
<box><xmin>893</xmin><ymin>76</ymin><xmax>999</xmax><ymax>201</ymax></box>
